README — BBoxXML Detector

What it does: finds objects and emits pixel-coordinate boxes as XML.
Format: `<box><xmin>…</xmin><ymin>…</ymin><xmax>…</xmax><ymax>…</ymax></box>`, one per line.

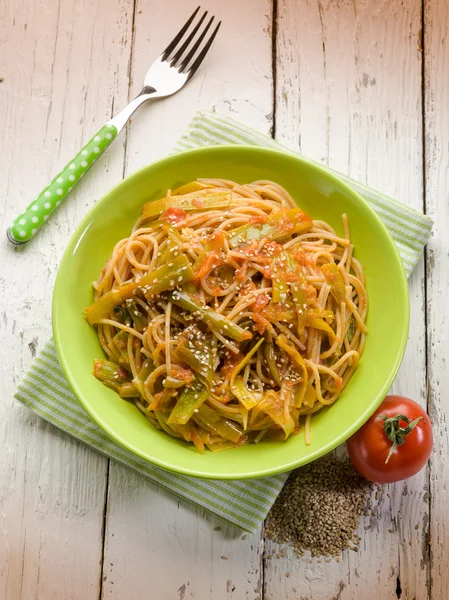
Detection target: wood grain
<box><xmin>0</xmin><ymin>0</ymin><xmax>133</xmax><ymax>597</ymax></box>
<box><xmin>268</xmin><ymin>0</ymin><xmax>428</xmax><ymax>598</ymax></box>
<box><xmin>0</xmin><ymin>0</ymin><xmax>439</xmax><ymax>597</ymax></box>
<box><xmin>100</xmin><ymin>1</ymin><xmax>274</xmax><ymax>599</ymax></box>
<box><xmin>424</xmin><ymin>0</ymin><xmax>449</xmax><ymax>598</ymax></box>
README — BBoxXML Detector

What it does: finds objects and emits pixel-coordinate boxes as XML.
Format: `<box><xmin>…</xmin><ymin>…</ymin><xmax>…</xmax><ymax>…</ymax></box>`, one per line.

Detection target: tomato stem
<box><xmin>379</xmin><ymin>414</ymin><xmax>423</xmax><ymax>464</ymax></box>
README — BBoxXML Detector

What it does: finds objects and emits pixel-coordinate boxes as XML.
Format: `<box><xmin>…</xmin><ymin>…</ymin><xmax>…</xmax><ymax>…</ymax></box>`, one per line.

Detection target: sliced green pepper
<box><xmin>252</xmin><ymin>390</ymin><xmax>295</xmax><ymax>438</ymax></box>
<box><xmin>93</xmin><ymin>359</ymin><xmax>130</xmax><ymax>391</ymax></box>
<box><xmin>126</xmin><ymin>301</ymin><xmax>147</xmax><ymax>332</ymax></box>
<box><xmin>192</xmin><ymin>229</ymin><xmax>226</xmax><ymax>279</ymax></box>
<box><xmin>230</xmin><ymin>337</ymin><xmax>264</xmax><ymax>381</ymax></box>
<box><xmin>175</xmin><ymin>327</ymin><xmax>214</xmax><ymax>383</ymax></box>
<box><xmin>167</xmin><ymin>379</ymin><xmax>208</xmax><ymax>425</ymax></box>
<box><xmin>157</xmin><ymin>223</ymin><xmax>183</xmax><ymax>266</ymax></box>
<box><xmin>170</xmin><ymin>291</ymin><xmax>252</xmax><ymax>342</ymax></box>
<box><xmin>108</xmin><ymin>330</ymin><xmax>129</xmax><ymax>363</ymax></box>
<box><xmin>229</xmin><ymin>208</ymin><xmax>312</xmax><ymax>248</ymax></box>
<box><xmin>118</xmin><ymin>382</ymin><xmax>140</xmax><ymax>398</ymax></box>
<box><xmin>142</xmin><ymin>191</ymin><xmax>231</xmax><ymax>219</ymax></box>
<box><xmin>321</xmin><ymin>263</ymin><xmax>346</xmax><ymax>303</ymax></box>
<box><xmin>85</xmin><ymin>254</ymin><xmax>194</xmax><ymax>325</ymax></box>
<box><xmin>276</xmin><ymin>335</ymin><xmax>308</xmax><ymax>407</ymax></box>
<box><xmin>172</xmin><ymin>181</ymin><xmax>212</xmax><ymax>195</ymax></box>
<box><xmin>231</xmin><ymin>377</ymin><xmax>259</xmax><ymax>410</ymax></box>
<box><xmin>193</xmin><ymin>404</ymin><xmax>243</xmax><ymax>443</ymax></box>
<box><xmin>164</xmin><ymin>375</ymin><xmax>187</xmax><ymax>389</ymax></box>
<box><xmin>264</xmin><ymin>342</ymin><xmax>282</xmax><ymax>386</ymax></box>
<box><xmin>305</xmin><ymin>314</ymin><xmax>336</xmax><ymax>343</ymax></box>
<box><xmin>206</xmin><ymin>440</ymin><xmax>241</xmax><ymax>452</ymax></box>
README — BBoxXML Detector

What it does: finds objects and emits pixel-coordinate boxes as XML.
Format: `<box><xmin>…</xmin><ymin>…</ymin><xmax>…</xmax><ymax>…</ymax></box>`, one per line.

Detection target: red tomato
<box><xmin>161</xmin><ymin>207</ymin><xmax>187</xmax><ymax>224</ymax></box>
<box><xmin>346</xmin><ymin>395</ymin><xmax>433</xmax><ymax>484</ymax></box>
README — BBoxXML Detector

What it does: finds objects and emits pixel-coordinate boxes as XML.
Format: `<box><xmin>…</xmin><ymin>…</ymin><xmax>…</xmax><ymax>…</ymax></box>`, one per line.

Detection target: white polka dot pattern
<box><xmin>9</xmin><ymin>124</ymin><xmax>118</xmax><ymax>243</ymax></box>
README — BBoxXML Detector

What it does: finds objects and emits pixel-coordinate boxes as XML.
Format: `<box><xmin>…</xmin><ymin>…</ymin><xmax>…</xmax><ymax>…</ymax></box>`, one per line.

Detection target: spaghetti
<box><xmin>85</xmin><ymin>179</ymin><xmax>367</xmax><ymax>452</ymax></box>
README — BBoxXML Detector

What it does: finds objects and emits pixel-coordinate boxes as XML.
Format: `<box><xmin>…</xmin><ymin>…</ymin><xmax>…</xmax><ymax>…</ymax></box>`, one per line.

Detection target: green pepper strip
<box><xmin>193</xmin><ymin>404</ymin><xmax>243</xmax><ymax>443</ymax></box>
<box><xmin>281</xmin><ymin>253</ymin><xmax>308</xmax><ymax>336</ymax></box>
<box><xmin>305</xmin><ymin>315</ymin><xmax>336</xmax><ymax>343</ymax></box>
<box><xmin>85</xmin><ymin>254</ymin><xmax>194</xmax><ymax>325</ymax></box>
<box><xmin>230</xmin><ymin>337</ymin><xmax>265</xmax><ymax>382</ymax></box>
<box><xmin>126</xmin><ymin>301</ymin><xmax>147</xmax><ymax>332</ymax></box>
<box><xmin>272</xmin><ymin>276</ymin><xmax>288</xmax><ymax>303</ymax></box>
<box><xmin>321</xmin><ymin>263</ymin><xmax>346</xmax><ymax>303</ymax></box>
<box><xmin>252</xmin><ymin>391</ymin><xmax>295</xmax><ymax>438</ymax></box>
<box><xmin>93</xmin><ymin>360</ymin><xmax>130</xmax><ymax>392</ymax></box>
<box><xmin>276</xmin><ymin>335</ymin><xmax>308</xmax><ymax>407</ymax></box>
<box><xmin>170</xmin><ymin>291</ymin><xmax>252</xmax><ymax>343</ymax></box>
<box><xmin>118</xmin><ymin>382</ymin><xmax>140</xmax><ymax>398</ymax></box>
<box><xmin>231</xmin><ymin>377</ymin><xmax>259</xmax><ymax>410</ymax></box>
<box><xmin>165</xmin><ymin>375</ymin><xmax>188</xmax><ymax>389</ymax></box>
<box><xmin>264</xmin><ymin>342</ymin><xmax>282</xmax><ymax>387</ymax></box>
<box><xmin>108</xmin><ymin>330</ymin><xmax>129</xmax><ymax>364</ymax></box>
<box><xmin>347</xmin><ymin>316</ymin><xmax>356</xmax><ymax>342</ymax></box>
<box><xmin>229</xmin><ymin>208</ymin><xmax>312</xmax><ymax>248</ymax></box>
<box><xmin>206</xmin><ymin>440</ymin><xmax>241</xmax><ymax>452</ymax></box>
<box><xmin>157</xmin><ymin>223</ymin><xmax>183</xmax><ymax>267</ymax></box>
<box><xmin>142</xmin><ymin>191</ymin><xmax>231</xmax><ymax>219</ymax></box>
<box><xmin>167</xmin><ymin>379</ymin><xmax>209</xmax><ymax>425</ymax></box>
<box><xmin>172</xmin><ymin>181</ymin><xmax>212</xmax><ymax>195</ymax></box>
<box><xmin>175</xmin><ymin>329</ymin><xmax>214</xmax><ymax>384</ymax></box>
<box><xmin>192</xmin><ymin>229</ymin><xmax>226</xmax><ymax>278</ymax></box>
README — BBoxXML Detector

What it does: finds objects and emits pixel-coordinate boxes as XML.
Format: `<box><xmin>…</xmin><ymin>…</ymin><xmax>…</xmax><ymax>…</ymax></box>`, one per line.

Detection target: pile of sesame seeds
<box><xmin>264</xmin><ymin>455</ymin><xmax>374</xmax><ymax>558</ymax></box>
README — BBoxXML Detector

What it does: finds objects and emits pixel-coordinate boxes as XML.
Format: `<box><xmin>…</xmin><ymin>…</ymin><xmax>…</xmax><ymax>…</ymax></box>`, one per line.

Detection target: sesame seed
<box><xmin>264</xmin><ymin>456</ymin><xmax>374</xmax><ymax>558</ymax></box>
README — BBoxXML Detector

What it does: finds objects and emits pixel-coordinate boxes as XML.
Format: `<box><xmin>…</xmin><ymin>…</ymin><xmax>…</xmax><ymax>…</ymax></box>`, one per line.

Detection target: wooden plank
<box><xmin>424</xmin><ymin>0</ymin><xmax>449</xmax><ymax>598</ymax></box>
<box><xmin>0</xmin><ymin>0</ymin><xmax>134</xmax><ymax>597</ymax></box>
<box><xmin>267</xmin><ymin>0</ymin><xmax>428</xmax><ymax>598</ymax></box>
<box><xmin>100</xmin><ymin>1</ymin><xmax>274</xmax><ymax>598</ymax></box>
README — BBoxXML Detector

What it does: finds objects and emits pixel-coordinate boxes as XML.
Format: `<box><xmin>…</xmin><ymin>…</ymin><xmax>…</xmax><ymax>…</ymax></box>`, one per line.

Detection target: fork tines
<box><xmin>161</xmin><ymin>6</ymin><xmax>221</xmax><ymax>79</ymax></box>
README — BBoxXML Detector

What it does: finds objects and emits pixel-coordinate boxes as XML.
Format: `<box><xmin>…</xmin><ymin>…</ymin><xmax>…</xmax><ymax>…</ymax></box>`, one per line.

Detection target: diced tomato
<box><xmin>249</xmin><ymin>215</ymin><xmax>268</xmax><ymax>225</ymax></box>
<box><xmin>220</xmin><ymin>352</ymin><xmax>245</xmax><ymax>378</ymax></box>
<box><xmin>253</xmin><ymin>312</ymin><xmax>270</xmax><ymax>334</ymax></box>
<box><xmin>253</xmin><ymin>293</ymin><xmax>270</xmax><ymax>313</ymax></box>
<box><xmin>306</xmin><ymin>284</ymin><xmax>317</xmax><ymax>302</ymax></box>
<box><xmin>171</xmin><ymin>367</ymin><xmax>194</xmax><ymax>384</ymax></box>
<box><xmin>194</xmin><ymin>252</ymin><xmax>223</xmax><ymax>280</ymax></box>
<box><xmin>252</xmin><ymin>294</ymin><xmax>271</xmax><ymax>334</ymax></box>
<box><xmin>117</xmin><ymin>365</ymin><xmax>130</xmax><ymax>379</ymax></box>
<box><xmin>292</xmin><ymin>249</ymin><xmax>306</xmax><ymax>265</ymax></box>
<box><xmin>265</xmin><ymin>241</ymin><xmax>283</xmax><ymax>254</ymax></box>
<box><xmin>161</xmin><ymin>207</ymin><xmax>187</xmax><ymax>224</ymax></box>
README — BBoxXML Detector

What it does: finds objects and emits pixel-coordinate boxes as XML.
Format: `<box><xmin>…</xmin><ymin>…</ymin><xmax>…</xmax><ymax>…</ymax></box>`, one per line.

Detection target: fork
<box><xmin>7</xmin><ymin>7</ymin><xmax>221</xmax><ymax>245</ymax></box>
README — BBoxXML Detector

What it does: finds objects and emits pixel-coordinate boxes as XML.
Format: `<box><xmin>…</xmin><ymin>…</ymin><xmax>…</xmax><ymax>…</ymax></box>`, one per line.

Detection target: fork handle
<box><xmin>7</xmin><ymin>124</ymin><xmax>118</xmax><ymax>245</ymax></box>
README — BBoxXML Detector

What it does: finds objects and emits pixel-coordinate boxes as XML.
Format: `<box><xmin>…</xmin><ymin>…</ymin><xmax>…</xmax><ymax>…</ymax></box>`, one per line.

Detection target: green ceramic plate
<box><xmin>53</xmin><ymin>146</ymin><xmax>409</xmax><ymax>479</ymax></box>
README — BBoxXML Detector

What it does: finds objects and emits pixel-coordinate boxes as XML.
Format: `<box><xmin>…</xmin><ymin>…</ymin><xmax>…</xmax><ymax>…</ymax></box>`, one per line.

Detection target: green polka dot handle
<box><xmin>7</xmin><ymin>124</ymin><xmax>118</xmax><ymax>245</ymax></box>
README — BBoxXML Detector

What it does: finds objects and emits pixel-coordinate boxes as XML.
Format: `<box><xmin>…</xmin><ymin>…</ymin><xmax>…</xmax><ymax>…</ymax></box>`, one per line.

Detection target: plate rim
<box><xmin>52</xmin><ymin>144</ymin><xmax>410</xmax><ymax>479</ymax></box>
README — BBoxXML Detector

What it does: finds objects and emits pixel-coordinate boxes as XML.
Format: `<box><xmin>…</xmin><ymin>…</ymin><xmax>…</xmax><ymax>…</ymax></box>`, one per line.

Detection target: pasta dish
<box><xmin>85</xmin><ymin>179</ymin><xmax>367</xmax><ymax>452</ymax></box>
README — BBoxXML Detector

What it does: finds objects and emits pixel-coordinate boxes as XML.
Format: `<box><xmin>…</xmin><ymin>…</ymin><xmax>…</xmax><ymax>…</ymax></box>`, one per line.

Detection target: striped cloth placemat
<box><xmin>14</xmin><ymin>111</ymin><xmax>432</xmax><ymax>532</ymax></box>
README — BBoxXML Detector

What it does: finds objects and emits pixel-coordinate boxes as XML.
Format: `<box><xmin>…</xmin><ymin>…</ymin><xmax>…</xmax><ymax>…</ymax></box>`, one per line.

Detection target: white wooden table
<box><xmin>1</xmin><ymin>0</ymin><xmax>447</xmax><ymax>598</ymax></box>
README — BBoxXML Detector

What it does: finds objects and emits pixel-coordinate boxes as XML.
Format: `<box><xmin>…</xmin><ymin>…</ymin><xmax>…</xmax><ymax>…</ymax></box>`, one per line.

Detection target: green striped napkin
<box><xmin>14</xmin><ymin>111</ymin><xmax>432</xmax><ymax>533</ymax></box>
